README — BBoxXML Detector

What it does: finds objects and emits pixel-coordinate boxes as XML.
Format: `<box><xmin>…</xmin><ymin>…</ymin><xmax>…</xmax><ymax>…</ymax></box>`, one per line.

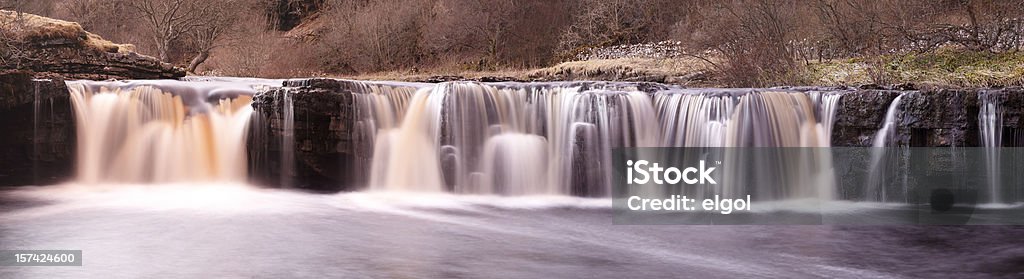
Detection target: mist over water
<box><xmin>2</xmin><ymin>185</ymin><xmax>1023</xmax><ymax>278</ymax></box>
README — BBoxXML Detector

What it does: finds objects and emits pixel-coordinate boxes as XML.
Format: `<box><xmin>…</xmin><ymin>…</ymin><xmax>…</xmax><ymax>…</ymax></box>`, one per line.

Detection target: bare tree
<box><xmin>318</xmin><ymin>0</ymin><xmax>425</xmax><ymax>72</ymax></box>
<box><xmin>50</xmin><ymin>0</ymin><xmax>143</xmax><ymax>49</ymax></box>
<box><xmin>0</xmin><ymin>0</ymin><xmax>53</xmax><ymax>16</ymax></box>
<box><xmin>125</xmin><ymin>0</ymin><xmax>204</xmax><ymax>62</ymax></box>
<box><xmin>558</xmin><ymin>0</ymin><xmax>660</xmax><ymax>59</ymax></box>
<box><xmin>683</xmin><ymin>0</ymin><xmax>805</xmax><ymax>86</ymax></box>
<box><xmin>464</xmin><ymin>0</ymin><xmax>518</xmax><ymax>67</ymax></box>
<box><xmin>422</xmin><ymin>0</ymin><xmax>519</xmax><ymax>69</ymax></box>
<box><xmin>184</xmin><ymin>0</ymin><xmax>241</xmax><ymax>72</ymax></box>
<box><xmin>125</xmin><ymin>0</ymin><xmax>240</xmax><ymax>72</ymax></box>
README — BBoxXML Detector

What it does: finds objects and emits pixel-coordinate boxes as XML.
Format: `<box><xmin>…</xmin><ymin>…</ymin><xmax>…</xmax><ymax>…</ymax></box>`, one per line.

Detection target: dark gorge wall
<box><xmin>0</xmin><ymin>73</ymin><xmax>75</xmax><ymax>186</ymax></box>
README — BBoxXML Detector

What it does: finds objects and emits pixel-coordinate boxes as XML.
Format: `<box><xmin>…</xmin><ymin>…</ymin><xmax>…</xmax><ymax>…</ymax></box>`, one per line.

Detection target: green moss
<box><xmin>803</xmin><ymin>49</ymin><xmax>1024</xmax><ymax>87</ymax></box>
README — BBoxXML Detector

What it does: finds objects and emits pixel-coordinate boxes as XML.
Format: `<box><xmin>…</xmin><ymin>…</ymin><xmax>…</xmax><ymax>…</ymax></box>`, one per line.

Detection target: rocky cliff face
<box><xmin>833</xmin><ymin>87</ymin><xmax>1024</xmax><ymax>147</ymax></box>
<box><xmin>249</xmin><ymin>79</ymin><xmax>362</xmax><ymax>192</ymax></box>
<box><xmin>1</xmin><ymin>11</ymin><xmax>184</xmax><ymax>79</ymax></box>
<box><xmin>0</xmin><ymin>73</ymin><xmax>75</xmax><ymax>186</ymax></box>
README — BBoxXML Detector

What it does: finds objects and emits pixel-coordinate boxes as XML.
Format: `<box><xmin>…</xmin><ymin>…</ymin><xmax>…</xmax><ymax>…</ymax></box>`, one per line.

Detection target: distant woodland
<box><xmin>3</xmin><ymin>0</ymin><xmax>1023</xmax><ymax>86</ymax></box>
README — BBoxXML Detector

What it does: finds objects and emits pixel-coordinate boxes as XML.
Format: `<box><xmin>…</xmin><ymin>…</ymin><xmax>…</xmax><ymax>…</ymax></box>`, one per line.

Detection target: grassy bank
<box><xmin>344</xmin><ymin>56</ymin><xmax>715</xmax><ymax>85</ymax></box>
<box><xmin>804</xmin><ymin>49</ymin><xmax>1024</xmax><ymax>88</ymax></box>
<box><xmin>343</xmin><ymin>49</ymin><xmax>1023</xmax><ymax>88</ymax></box>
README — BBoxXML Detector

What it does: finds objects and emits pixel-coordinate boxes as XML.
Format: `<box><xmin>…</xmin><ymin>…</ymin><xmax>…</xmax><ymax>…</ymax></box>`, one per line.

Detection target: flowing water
<box><xmin>866</xmin><ymin>93</ymin><xmax>909</xmax><ymax>202</ymax></box>
<box><xmin>365</xmin><ymin>84</ymin><xmax>841</xmax><ymax>198</ymax></box>
<box><xmin>2</xmin><ymin>186</ymin><xmax>1023</xmax><ymax>278</ymax></box>
<box><xmin>65</xmin><ymin>80</ymin><xmax>258</xmax><ymax>183</ymax></box>
<box><xmin>3</xmin><ymin>79</ymin><xmax>1022</xmax><ymax>278</ymax></box>
<box><xmin>980</xmin><ymin>91</ymin><xmax>1004</xmax><ymax>203</ymax></box>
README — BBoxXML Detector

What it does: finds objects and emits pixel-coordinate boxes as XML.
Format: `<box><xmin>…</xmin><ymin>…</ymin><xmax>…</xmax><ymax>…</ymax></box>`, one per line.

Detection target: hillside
<box><xmin>4</xmin><ymin>0</ymin><xmax>1023</xmax><ymax>88</ymax></box>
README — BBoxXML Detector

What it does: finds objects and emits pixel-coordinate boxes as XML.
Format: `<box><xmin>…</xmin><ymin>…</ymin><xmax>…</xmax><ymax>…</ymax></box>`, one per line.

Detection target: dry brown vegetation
<box><xmin>4</xmin><ymin>0</ymin><xmax>1024</xmax><ymax>87</ymax></box>
<box><xmin>0</xmin><ymin>9</ymin><xmax>130</xmax><ymax>67</ymax></box>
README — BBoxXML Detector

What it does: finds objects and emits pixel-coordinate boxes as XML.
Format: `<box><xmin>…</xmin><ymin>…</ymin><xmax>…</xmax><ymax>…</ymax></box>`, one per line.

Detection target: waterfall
<box><xmin>979</xmin><ymin>90</ymin><xmax>1004</xmax><ymax>203</ymax></box>
<box><xmin>654</xmin><ymin>90</ymin><xmax>834</xmax><ymax>147</ymax></box>
<box><xmin>872</xmin><ymin>93</ymin><xmax>907</xmax><ymax>148</ymax></box>
<box><xmin>367</xmin><ymin>82</ymin><xmax>661</xmax><ymax>196</ymax></box>
<box><xmin>812</xmin><ymin>92</ymin><xmax>842</xmax><ymax>144</ymax></box>
<box><xmin>866</xmin><ymin>92</ymin><xmax>908</xmax><ymax>202</ymax></box>
<box><xmin>364</xmin><ymin>84</ymin><xmax>842</xmax><ymax>199</ymax></box>
<box><xmin>652</xmin><ymin>89</ymin><xmax>839</xmax><ymax>200</ymax></box>
<box><xmin>368</xmin><ymin>85</ymin><xmax>446</xmax><ymax>192</ymax></box>
<box><xmin>351</xmin><ymin>82</ymin><xmax>419</xmax><ymax>183</ymax></box>
<box><xmin>66</xmin><ymin>80</ymin><xmax>259</xmax><ymax>184</ymax></box>
<box><xmin>281</xmin><ymin>88</ymin><xmax>295</xmax><ymax>187</ymax></box>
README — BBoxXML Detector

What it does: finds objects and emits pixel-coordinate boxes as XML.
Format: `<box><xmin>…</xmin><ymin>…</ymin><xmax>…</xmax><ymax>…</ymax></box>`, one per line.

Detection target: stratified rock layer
<box><xmin>1</xmin><ymin>11</ymin><xmax>184</xmax><ymax>79</ymax></box>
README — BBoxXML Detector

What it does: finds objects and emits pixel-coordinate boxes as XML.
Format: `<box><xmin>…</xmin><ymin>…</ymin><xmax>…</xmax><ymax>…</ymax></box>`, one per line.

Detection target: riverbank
<box><xmin>340</xmin><ymin>49</ymin><xmax>1024</xmax><ymax>89</ymax></box>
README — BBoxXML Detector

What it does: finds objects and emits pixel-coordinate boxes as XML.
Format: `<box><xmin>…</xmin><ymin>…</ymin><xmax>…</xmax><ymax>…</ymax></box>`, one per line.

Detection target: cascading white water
<box><xmin>812</xmin><ymin>92</ymin><xmax>842</xmax><ymax>144</ymax></box>
<box><xmin>66</xmin><ymin>80</ymin><xmax>259</xmax><ymax>184</ymax></box>
<box><xmin>866</xmin><ymin>92</ymin><xmax>908</xmax><ymax>202</ymax></box>
<box><xmin>368</xmin><ymin>82</ymin><xmax>661</xmax><ymax>196</ymax></box>
<box><xmin>872</xmin><ymin>94</ymin><xmax>907</xmax><ymax>148</ymax></box>
<box><xmin>652</xmin><ymin>89</ymin><xmax>839</xmax><ymax>200</ymax></box>
<box><xmin>280</xmin><ymin>88</ymin><xmax>295</xmax><ymax>187</ymax></box>
<box><xmin>479</xmin><ymin>134</ymin><xmax>549</xmax><ymax>195</ymax></box>
<box><xmin>351</xmin><ymin>82</ymin><xmax>419</xmax><ymax>183</ymax></box>
<box><xmin>979</xmin><ymin>91</ymin><xmax>1004</xmax><ymax>203</ymax></box>
<box><xmin>368</xmin><ymin>85</ymin><xmax>447</xmax><ymax>192</ymax></box>
<box><xmin>363</xmin><ymin>83</ymin><xmax>843</xmax><ymax>199</ymax></box>
<box><xmin>655</xmin><ymin>90</ymin><xmax>834</xmax><ymax>147</ymax></box>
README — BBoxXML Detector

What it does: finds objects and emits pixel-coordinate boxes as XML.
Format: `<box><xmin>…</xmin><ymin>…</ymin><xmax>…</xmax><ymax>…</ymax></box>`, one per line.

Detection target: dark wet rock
<box><xmin>249</xmin><ymin>79</ymin><xmax>379</xmax><ymax>192</ymax></box>
<box><xmin>0</xmin><ymin>72</ymin><xmax>75</xmax><ymax>186</ymax></box>
<box><xmin>475</xmin><ymin>76</ymin><xmax>523</xmax><ymax>82</ymax></box>
<box><xmin>899</xmin><ymin>89</ymin><xmax>975</xmax><ymax>147</ymax></box>
<box><xmin>858</xmin><ymin>84</ymin><xmax>886</xmax><ymax>90</ymax></box>
<box><xmin>893</xmin><ymin>83</ymin><xmax>916</xmax><ymax>91</ymax></box>
<box><xmin>528</xmin><ymin>67</ymin><xmax>672</xmax><ymax>83</ymax></box>
<box><xmin>831</xmin><ymin>87</ymin><xmax>1024</xmax><ymax>147</ymax></box>
<box><xmin>418</xmin><ymin>75</ymin><xmax>525</xmax><ymax>83</ymax></box>
<box><xmin>421</xmin><ymin>75</ymin><xmax>464</xmax><ymax>83</ymax></box>
<box><xmin>265</xmin><ymin>0</ymin><xmax>324</xmax><ymax>32</ymax></box>
<box><xmin>832</xmin><ymin>90</ymin><xmax>903</xmax><ymax>146</ymax></box>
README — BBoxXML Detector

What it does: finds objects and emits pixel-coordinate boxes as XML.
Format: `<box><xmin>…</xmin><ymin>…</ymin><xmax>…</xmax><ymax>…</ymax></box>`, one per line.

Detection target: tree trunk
<box><xmin>186</xmin><ymin>51</ymin><xmax>210</xmax><ymax>73</ymax></box>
